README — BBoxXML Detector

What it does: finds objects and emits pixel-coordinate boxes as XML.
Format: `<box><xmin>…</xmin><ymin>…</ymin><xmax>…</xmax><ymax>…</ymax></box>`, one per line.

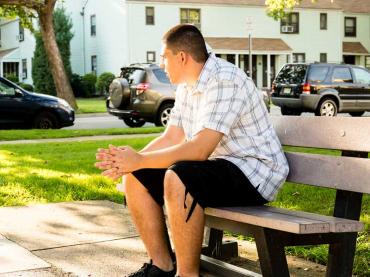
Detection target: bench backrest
<box><xmin>271</xmin><ymin>116</ymin><xmax>370</xmax><ymax>194</ymax></box>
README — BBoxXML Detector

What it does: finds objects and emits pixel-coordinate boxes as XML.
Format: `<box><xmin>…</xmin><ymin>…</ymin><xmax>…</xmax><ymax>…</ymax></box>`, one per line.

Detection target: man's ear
<box><xmin>179</xmin><ymin>51</ymin><xmax>187</xmax><ymax>65</ymax></box>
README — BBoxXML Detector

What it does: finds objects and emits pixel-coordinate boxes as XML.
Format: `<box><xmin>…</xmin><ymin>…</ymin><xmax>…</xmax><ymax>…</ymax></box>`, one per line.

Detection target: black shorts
<box><xmin>132</xmin><ymin>159</ymin><xmax>268</xmax><ymax>221</ymax></box>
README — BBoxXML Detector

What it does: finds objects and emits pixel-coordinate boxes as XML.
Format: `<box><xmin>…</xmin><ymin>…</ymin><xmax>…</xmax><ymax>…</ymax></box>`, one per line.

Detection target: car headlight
<box><xmin>59</xmin><ymin>99</ymin><xmax>72</xmax><ymax>110</ymax></box>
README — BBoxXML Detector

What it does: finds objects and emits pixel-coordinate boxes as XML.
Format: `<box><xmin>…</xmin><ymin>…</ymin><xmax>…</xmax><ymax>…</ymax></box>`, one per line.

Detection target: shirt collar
<box><xmin>186</xmin><ymin>53</ymin><xmax>217</xmax><ymax>95</ymax></box>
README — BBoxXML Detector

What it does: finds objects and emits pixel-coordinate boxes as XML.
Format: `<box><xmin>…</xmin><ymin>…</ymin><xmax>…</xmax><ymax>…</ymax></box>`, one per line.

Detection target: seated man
<box><xmin>96</xmin><ymin>24</ymin><xmax>289</xmax><ymax>277</ymax></box>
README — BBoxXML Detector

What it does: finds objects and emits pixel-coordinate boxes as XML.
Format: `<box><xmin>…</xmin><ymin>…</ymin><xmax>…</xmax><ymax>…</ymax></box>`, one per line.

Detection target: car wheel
<box><xmin>280</xmin><ymin>107</ymin><xmax>302</xmax><ymax>116</ymax></box>
<box><xmin>316</xmin><ymin>98</ymin><xmax>338</xmax><ymax>117</ymax></box>
<box><xmin>349</xmin><ymin>111</ymin><xmax>365</xmax><ymax>117</ymax></box>
<box><xmin>123</xmin><ymin>117</ymin><xmax>145</xmax><ymax>128</ymax></box>
<box><xmin>33</xmin><ymin>111</ymin><xmax>59</xmax><ymax>129</ymax></box>
<box><xmin>155</xmin><ymin>103</ymin><xmax>173</xmax><ymax>127</ymax></box>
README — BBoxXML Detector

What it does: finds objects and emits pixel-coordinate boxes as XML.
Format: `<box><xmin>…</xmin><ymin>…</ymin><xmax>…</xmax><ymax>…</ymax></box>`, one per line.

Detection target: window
<box><xmin>0</xmin><ymin>28</ymin><xmax>2</xmax><ymax>47</ymax></box>
<box><xmin>146</xmin><ymin>51</ymin><xmax>156</xmax><ymax>63</ymax></box>
<box><xmin>320</xmin><ymin>13</ymin><xmax>327</xmax><ymax>30</ymax></box>
<box><xmin>90</xmin><ymin>15</ymin><xmax>96</xmax><ymax>36</ymax></box>
<box><xmin>366</xmin><ymin>56</ymin><xmax>370</xmax><ymax>70</ymax></box>
<box><xmin>146</xmin><ymin>7</ymin><xmax>154</xmax><ymax>25</ymax></box>
<box><xmin>91</xmin><ymin>55</ymin><xmax>97</xmax><ymax>74</ymax></box>
<box><xmin>353</xmin><ymin>68</ymin><xmax>370</xmax><ymax>85</ymax></box>
<box><xmin>152</xmin><ymin>68</ymin><xmax>170</xmax><ymax>84</ymax></box>
<box><xmin>293</xmin><ymin>53</ymin><xmax>305</xmax><ymax>63</ymax></box>
<box><xmin>332</xmin><ymin>67</ymin><xmax>353</xmax><ymax>83</ymax></box>
<box><xmin>19</xmin><ymin>22</ymin><xmax>24</xmax><ymax>42</ymax></box>
<box><xmin>22</xmin><ymin>59</ymin><xmax>27</xmax><ymax>79</ymax></box>
<box><xmin>3</xmin><ymin>62</ymin><xmax>19</xmax><ymax>79</ymax></box>
<box><xmin>320</xmin><ymin>53</ymin><xmax>327</xmax><ymax>63</ymax></box>
<box><xmin>307</xmin><ymin>66</ymin><xmax>329</xmax><ymax>83</ymax></box>
<box><xmin>0</xmin><ymin>81</ymin><xmax>15</xmax><ymax>96</ymax></box>
<box><xmin>180</xmin><ymin>8</ymin><xmax>201</xmax><ymax>29</ymax></box>
<box><xmin>345</xmin><ymin>17</ymin><xmax>356</xmax><ymax>37</ymax></box>
<box><xmin>281</xmin><ymin>12</ymin><xmax>299</xmax><ymax>33</ymax></box>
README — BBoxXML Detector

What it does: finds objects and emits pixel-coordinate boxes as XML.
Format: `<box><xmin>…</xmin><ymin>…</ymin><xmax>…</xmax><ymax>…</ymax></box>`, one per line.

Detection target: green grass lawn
<box><xmin>0</xmin><ymin>127</ymin><xmax>164</xmax><ymax>141</ymax></box>
<box><xmin>76</xmin><ymin>97</ymin><xmax>107</xmax><ymax>113</ymax></box>
<box><xmin>0</xmin><ymin>139</ymin><xmax>368</xmax><ymax>275</ymax></box>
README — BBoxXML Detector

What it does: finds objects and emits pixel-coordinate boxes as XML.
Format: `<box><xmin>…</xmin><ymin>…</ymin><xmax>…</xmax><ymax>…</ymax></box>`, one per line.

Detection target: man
<box><xmin>96</xmin><ymin>24</ymin><xmax>289</xmax><ymax>277</ymax></box>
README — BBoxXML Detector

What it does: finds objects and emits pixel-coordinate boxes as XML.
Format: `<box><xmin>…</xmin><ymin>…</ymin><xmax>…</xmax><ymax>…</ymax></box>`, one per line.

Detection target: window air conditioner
<box><xmin>19</xmin><ymin>34</ymin><xmax>24</xmax><ymax>41</ymax></box>
<box><xmin>281</xmin><ymin>25</ymin><xmax>294</xmax><ymax>33</ymax></box>
<box><xmin>22</xmin><ymin>72</ymin><xmax>27</xmax><ymax>79</ymax></box>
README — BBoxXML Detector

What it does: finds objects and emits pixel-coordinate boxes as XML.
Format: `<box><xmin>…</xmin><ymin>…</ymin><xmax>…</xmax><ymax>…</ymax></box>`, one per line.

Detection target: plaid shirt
<box><xmin>169</xmin><ymin>54</ymin><xmax>289</xmax><ymax>201</ymax></box>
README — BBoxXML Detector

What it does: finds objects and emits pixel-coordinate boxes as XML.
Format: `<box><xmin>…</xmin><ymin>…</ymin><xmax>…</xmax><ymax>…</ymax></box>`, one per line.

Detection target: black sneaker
<box><xmin>127</xmin><ymin>260</ymin><xmax>176</xmax><ymax>277</ymax></box>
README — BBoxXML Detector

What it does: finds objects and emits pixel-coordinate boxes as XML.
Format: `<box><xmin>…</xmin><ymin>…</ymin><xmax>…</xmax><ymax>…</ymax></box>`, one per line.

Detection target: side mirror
<box><xmin>15</xmin><ymin>88</ymin><xmax>23</xmax><ymax>97</ymax></box>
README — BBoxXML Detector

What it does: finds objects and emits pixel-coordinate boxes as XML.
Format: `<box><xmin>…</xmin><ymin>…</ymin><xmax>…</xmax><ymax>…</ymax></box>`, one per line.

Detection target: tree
<box><xmin>33</xmin><ymin>7</ymin><xmax>73</xmax><ymax>96</ymax></box>
<box><xmin>265</xmin><ymin>0</ymin><xmax>328</xmax><ymax>20</ymax></box>
<box><xmin>0</xmin><ymin>0</ymin><xmax>77</xmax><ymax>109</ymax></box>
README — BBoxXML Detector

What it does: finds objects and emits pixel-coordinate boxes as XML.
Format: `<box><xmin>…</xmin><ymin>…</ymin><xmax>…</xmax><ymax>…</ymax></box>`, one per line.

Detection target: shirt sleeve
<box><xmin>168</xmin><ymin>86</ymin><xmax>184</xmax><ymax>128</ymax></box>
<box><xmin>196</xmin><ymin>80</ymin><xmax>247</xmax><ymax>135</ymax></box>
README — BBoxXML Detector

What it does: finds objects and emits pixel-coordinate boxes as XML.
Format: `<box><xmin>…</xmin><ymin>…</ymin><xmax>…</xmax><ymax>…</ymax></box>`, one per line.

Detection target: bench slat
<box><xmin>285</xmin><ymin>152</ymin><xmax>370</xmax><ymax>194</ymax></box>
<box><xmin>205</xmin><ymin>206</ymin><xmax>363</xmax><ymax>234</ymax></box>
<box><xmin>271</xmin><ymin>116</ymin><xmax>370</xmax><ymax>152</ymax></box>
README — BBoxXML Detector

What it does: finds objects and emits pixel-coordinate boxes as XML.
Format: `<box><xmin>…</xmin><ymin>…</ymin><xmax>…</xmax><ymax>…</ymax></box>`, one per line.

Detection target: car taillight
<box><xmin>302</xmin><ymin>83</ymin><xmax>311</xmax><ymax>94</ymax></box>
<box><xmin>272</xmin><ymin>83</ymin><xmax>276</xmax><ymax>91</ymax></box>
<box><xmin>136</xmin><ymin>83</ymin><xmax>150</xmax><ymax>95</ymax></box>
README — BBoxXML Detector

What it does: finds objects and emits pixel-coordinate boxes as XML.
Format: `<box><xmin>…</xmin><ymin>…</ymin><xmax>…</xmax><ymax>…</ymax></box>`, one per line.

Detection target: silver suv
<box><xmin>107</xmin><ymin>64</ymin><xmax>175</xmax><ymax>127</ymax></box>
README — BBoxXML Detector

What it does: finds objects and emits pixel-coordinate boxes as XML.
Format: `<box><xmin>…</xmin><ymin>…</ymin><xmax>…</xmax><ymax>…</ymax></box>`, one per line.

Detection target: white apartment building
<box><xmin>0</xmin><ymin>0</ymin><xmax>369</xmax><ymax>89</ymax></box>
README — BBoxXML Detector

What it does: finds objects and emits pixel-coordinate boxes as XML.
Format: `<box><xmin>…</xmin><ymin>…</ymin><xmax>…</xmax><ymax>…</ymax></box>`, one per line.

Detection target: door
<box><xmin>331</xmin><ymin>66</ymin><xmax>356</xmax><ymax>110</ymax></box>
<box><xmin>352</xmin><ymin>67</ymin><xmax>370</xmax><ymax>110</ymax></box>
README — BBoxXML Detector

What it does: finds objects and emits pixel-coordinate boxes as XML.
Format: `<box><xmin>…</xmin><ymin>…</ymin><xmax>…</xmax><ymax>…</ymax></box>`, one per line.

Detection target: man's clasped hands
<box><xmin>95</xmin><ymin>145</ymin><xmax>142</xmax><ymax>180</ymax></box>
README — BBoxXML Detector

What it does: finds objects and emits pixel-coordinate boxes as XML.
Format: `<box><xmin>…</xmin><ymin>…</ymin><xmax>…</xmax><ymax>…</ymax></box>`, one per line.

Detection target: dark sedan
<box><xmin>0</xmin><ymin>77</ymin><xmax>74</xmax><ymax>129</ymax></box>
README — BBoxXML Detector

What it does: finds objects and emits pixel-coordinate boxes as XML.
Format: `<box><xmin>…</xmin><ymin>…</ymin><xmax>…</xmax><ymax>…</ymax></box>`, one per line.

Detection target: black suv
<box><xmin>107</xmin><ymin>64</ymin><xmax>175</xmax><ymax>127</ymax></box>
<box><xmin>271</xmin><ymin>63</ymin><xmax>370</xmax><ymax>116</ymax></box>
<box><xmin>0</xmin><ymin>77</ymin><xmax>74</xmax><ymax>129</ymax></box>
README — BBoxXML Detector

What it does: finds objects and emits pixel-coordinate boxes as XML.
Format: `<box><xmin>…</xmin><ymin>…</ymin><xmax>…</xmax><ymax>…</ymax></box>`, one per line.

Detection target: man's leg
<box><xmin>124</xmin><ymin>174</ymin><xmax>174</xmax><ymax>271</ymax></box>
<box><xmin>164</xmin><ymin>170</ymin><xmax>205</xmax><ymax>277</ymax></box>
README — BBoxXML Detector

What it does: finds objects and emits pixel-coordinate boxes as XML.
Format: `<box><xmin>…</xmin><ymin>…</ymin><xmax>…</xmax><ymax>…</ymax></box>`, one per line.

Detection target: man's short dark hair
<box><xmin>162</xmin><ymin>24</ymin><xmax>209</xmax><ymax>63</ymax></box>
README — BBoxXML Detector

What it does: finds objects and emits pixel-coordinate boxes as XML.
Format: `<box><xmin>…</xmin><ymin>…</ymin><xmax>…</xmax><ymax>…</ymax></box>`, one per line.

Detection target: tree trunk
<box><xmin>38</xmin><ymin>0</ymin><xmax>77</xmax><ymax>110</ymax></box>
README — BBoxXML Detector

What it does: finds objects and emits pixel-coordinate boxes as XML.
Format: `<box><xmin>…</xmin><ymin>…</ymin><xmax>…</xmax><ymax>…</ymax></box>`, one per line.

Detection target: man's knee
<box><xmin>164</xmin><ymin>169</ymin><xmax>184</xmax><ymax>202</ymax></box>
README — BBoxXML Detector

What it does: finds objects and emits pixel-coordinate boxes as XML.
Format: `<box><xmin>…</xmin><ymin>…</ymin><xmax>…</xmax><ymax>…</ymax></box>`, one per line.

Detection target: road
<box><xmin>65</xmin><ymin>106</ymin><xmax>370</xmax><ymax>130</ymax></box>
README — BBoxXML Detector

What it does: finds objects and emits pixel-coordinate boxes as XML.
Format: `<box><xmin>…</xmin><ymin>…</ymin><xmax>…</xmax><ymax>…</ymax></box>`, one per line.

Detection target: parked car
<box><xmin>107</xmin><ymin>63</ymin><xmax>175</xmax><ymax>127</ymax></box>
<box><xmin>0</xmin><ymin>77</ymin><xmax>74</xmax><ymax>129</ymax></box>
<box><xmin>271</xmin><ymin>63</ymin><xmax>370</xmax><ymax>116</ymax></box>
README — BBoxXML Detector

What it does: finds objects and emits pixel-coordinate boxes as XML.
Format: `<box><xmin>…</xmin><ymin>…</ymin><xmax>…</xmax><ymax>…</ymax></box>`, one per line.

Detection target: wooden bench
<box><xmin>200</xmin><ymin>116</ymin><xmax>370</xmax><ymax>277</ymax></box>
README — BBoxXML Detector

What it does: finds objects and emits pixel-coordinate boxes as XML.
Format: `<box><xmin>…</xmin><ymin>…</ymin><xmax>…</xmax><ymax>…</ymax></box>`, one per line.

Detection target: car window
<box><xmin>120</xmin><ymin>68</ymin><xmax>145</xmax><ymax>85</ymax></box>
<box><xmin>0</xmin><ymin>81</ymin><xmax>16</xmax><ymax>96</ymax></box>
<box><xmin>307</xmin><ymin>66</ymin><xmax>329</xmax><ymax>83</ymax></box>
<box><xmin>275</xmin><ymin>64</ymin><xmax>307</xmax><ymax>84</ymax></box>
<box><xmin>332</xmin><ymin>67</ymin><xmax>353</xmax><ymax>83</ymax></box>
<box><xmin>152</xmin><ymin>68</ymin><xmax>170</xmax><ymax>84</ymax></box>
<box><xmin>352</xmin><ymin>68</ymin><xmax>370</xmax><ymax>85</ymax></box>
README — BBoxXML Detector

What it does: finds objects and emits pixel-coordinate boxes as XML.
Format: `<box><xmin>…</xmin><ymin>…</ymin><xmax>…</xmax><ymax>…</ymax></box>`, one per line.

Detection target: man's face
<box><xmin>160</xmin><ymin>44</ymin><xmax>183</xmax><ymax>84</ymax></box>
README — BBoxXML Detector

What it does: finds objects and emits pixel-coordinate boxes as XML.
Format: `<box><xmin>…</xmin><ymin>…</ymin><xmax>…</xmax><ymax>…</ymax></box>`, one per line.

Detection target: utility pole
<box><xmin>246</xmin><ymin>17</ymin><xmax>253</xmax><ymax>79</ymax></box>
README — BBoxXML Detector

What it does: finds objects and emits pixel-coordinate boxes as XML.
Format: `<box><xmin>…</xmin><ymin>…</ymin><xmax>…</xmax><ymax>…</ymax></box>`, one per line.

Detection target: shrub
<box><xmin>81</xmin><ymin>73</ymin><xmax>97</xmax><ymax>97</ymax></box>
<box><xmin>18</xmin><ymin>83</ymin><xmax>34</xmax><ymax>91</ymax></box>
<box><xmin>5</xmin><ymin>74</ymin><xmax>19</xmax><ymax>83</ymax></box>
<box><xmin>96</xmin><ymin>72</ymin><xmax>115</xmax><ymax>95</ymax></box>
<box><xmin>71</xmin><ymin>73</ymin><xmax>84</xmax><ymax>97</ymax></box>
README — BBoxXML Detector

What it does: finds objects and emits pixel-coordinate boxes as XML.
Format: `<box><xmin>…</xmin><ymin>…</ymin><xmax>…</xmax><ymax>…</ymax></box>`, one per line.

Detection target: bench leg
<box><xmin>254</xmin><ymin>228</ymin><xmax>289</xmax><ymax>277</ymax></box>
<box><xmin>202</xmin><ymin>228</ymin><xmax>238</xmax><ymax>258</ymax></box>
<box><xmin>326</xmin><ymin>233</ymin><xmax>358</xmax><ymax>277</ymax></box>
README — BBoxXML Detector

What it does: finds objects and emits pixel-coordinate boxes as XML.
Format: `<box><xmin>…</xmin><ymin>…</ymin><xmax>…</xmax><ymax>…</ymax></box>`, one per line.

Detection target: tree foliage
<box><xmin>32</xmin><ymin>7</ymin><xmax>73</xmax><ymax>96</ymax></box>
<box><xmin>265</xmin><ymin>0</ymin><xmax>322</xmax><ymax>20</ymax></box>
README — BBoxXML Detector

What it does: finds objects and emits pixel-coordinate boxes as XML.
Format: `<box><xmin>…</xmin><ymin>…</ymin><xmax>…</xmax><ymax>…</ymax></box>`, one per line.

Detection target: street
<box><xmin>66</xmin><ymin>106</ymin><xmax>370</xmax><ymax>130</ymax></box>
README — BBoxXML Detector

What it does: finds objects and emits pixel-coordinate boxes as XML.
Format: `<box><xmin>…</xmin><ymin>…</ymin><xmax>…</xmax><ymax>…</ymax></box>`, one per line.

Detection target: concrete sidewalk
<box><xmin>0</xmin><ymin>201</ymin><xmax>325</xmax><ymax>277</ymax></box>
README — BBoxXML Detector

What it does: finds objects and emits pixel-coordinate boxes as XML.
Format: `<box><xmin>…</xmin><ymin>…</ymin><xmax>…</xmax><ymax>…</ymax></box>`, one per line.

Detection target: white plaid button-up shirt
<box><xmin>169</xmin><ymin>54</ymin><xmax>289</xmax><ymax>201</ymax></box>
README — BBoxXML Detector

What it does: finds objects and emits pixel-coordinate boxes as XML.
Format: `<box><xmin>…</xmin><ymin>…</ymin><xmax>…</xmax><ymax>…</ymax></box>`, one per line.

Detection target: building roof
<box><xmin>205</xmin><ymin>37</ymin><xmax>292</xmax><ymax>52</ymax></box>
<box><xmin>343</xmin><ymin>42</ymin><xmax>369</xmax><ymax>55</ymax></box>
<box><xmin>0</xmin><ymin>48</ymin><xmax>19</xmax><ymax>59</ymax></box>
<box><xmin>333</xmin><ymin>0</ymin><xmax>370</xmax><ymax>14</ymax></box>
<box><xmin>127</xmin><ymin>0</ymin><xmax>342</xmax><ymax>10</ymax></box>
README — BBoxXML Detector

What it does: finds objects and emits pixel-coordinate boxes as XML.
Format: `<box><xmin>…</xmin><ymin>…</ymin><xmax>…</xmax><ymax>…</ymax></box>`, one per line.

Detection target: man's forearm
<box><xmin>139</xmin><ymin>134</ymin><xmax>178</xmax><ymax>153</ymax></box>
<box><xmin>140</xmin><ymin>140</ymin><xmax>208</xmax><ymax>169</ymax></box>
